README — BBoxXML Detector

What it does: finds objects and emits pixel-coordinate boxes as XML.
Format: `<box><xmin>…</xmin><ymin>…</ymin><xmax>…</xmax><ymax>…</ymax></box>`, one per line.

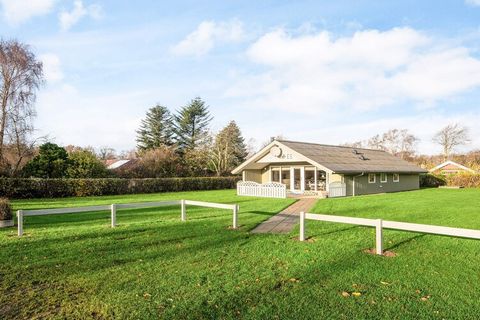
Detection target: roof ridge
<box><xmin>276</xmin><ymin>139</ymin><xmax>387</xmax><ymax>153</ymax></box>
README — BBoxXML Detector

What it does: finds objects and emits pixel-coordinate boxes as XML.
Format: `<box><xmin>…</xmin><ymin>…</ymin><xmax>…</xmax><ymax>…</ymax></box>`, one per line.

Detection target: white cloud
<box><xmin>0</xmin><ymin>0</ymin><xmax>56</xmax><ymax>25</ymax></box>
<box><xmin>59</xmin><ymin>0</ymin><xmax>101</xmax><ymax>31</ymax></box>
<box><xmin>171</xmin><ymin>19</ymin><xmax>245</xmax><ymax>56</ymax></box>
<box><xmin>466</xmin><ymin>0</ymin><xmax>480</xmax><ymax>6</ymax></box>
<box><xmin>226</xmin><ymin>27</ymin><xmax>480</xmax><ymax>114</ymax></box>
<box><xmin>40</xmin><ymin>53</ymin><xmax>63</xmax><ymax>82</ymax></box>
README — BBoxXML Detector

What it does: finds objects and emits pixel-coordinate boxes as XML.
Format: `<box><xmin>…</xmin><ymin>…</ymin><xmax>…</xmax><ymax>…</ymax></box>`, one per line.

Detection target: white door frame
<box><xmin>290</xmin><ymin>166</ymin><xmax>305</xmax><ymax>193</ymax></box>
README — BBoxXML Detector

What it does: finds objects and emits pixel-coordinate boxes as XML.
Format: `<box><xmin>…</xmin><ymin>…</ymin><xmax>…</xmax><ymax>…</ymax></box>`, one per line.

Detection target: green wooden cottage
<box><xmin>232</xmin><ymin>139</ymin><xmax>427</xmax><ymax>198</ymax></box>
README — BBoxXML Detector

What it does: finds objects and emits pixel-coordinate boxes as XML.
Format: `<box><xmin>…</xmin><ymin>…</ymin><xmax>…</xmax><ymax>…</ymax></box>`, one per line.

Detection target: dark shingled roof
<box><xmin>278</xmin><ymin>140</ymin><xmax>427</xmax><ymax>174</ymax></box>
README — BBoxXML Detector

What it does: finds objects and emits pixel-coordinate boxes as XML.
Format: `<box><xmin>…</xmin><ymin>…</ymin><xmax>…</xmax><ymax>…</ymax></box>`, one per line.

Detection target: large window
<box><xmin>380</xmin><ymin>173</ymin><xmax>387</xmax><ymax>183</ymax></box>
<box><xmin>271</xmin><ymin>167</ymin><xmax>281</xmax><ymax>183</ymax></box>
<box><xmin>281</xmin><ymin>169</ymin><xmax>290</xmax><ymax>187</ymax></box>
<box><xmin>368</xmin><ymin>173</ymin><xmax>376</xmax><ymax>184</ymax></box>
<box><xmin>305</xmin><ymin>167</ymin><xmax>315</xmax><ymax>190</ymax></box>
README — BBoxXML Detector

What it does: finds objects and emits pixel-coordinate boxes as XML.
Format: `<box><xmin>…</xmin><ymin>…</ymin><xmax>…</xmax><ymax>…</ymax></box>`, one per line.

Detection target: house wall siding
<box><xmin>344</xmin><ymin>173</ymin><xmax>420</xmax><ymax>196</ymax></box>
<box><xmin>244</xmin><ymin>170</ymin><xmax>263</xmax><ymax>183</ymax></box>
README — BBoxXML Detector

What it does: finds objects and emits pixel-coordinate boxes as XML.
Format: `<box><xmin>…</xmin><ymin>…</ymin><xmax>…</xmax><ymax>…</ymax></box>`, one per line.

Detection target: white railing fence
<box><xmin>328</xmin><ymin>182</ymin><xmax>346</xmax><ymax>198</ymax></box>
<box><xmin>299</xmin><ymin>212</ymin><xmax>480</xmax><ymax>255</ymax></box>
<box><xmin>17</xmin><ymin>200</ymin><xmax>239</xmax><ymax>237</ymax></box>
<box><xmin>237</xmin><ymin>181</ymin><xmax>287</xmax><ymax>198</ymax></box>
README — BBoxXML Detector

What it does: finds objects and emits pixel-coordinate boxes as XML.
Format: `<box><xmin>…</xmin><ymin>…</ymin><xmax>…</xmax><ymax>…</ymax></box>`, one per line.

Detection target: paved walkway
<box><xmin>250</xmin><ymin>198</ymin><xmax>318</xmax><ymax>234</ymax></box>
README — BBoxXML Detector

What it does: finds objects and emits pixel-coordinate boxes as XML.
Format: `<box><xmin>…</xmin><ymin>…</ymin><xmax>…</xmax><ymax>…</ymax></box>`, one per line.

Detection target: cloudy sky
<box><xmin>2</xmin><ymin>0</ymin><xmax>480</xmax><ymax>154</ymax></box>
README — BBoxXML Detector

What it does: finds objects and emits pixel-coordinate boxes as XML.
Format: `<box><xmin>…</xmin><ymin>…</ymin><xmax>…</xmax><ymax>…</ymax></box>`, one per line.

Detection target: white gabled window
<box><xmin>393</xmin><ymin>173</ymin><xmax>400</xmax><ymax>182</ymax></box>
<box><xmin>380</xmin><ymin>173</ymin><xmax>387</xmax><ymax>183</ymax></box>
<box><xmin>368</xmin><ymin>173</ymin><xmax>376</xmax><ymax>183</ymax></box>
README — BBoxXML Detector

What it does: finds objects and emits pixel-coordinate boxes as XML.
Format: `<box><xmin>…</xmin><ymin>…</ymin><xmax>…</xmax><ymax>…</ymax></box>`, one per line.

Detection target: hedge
<box><xmin>420</xmin><ymin>173</ymin><xmax>480</xmax><ymax>188</ymax></box>
<box><xmin>0</xmin><ymin>177</ymin><xmax>240</xmax><ymax>199</ymax></box>
<box><xmin>445</xmin><ymin>173</ymin><xmax>480</xmax><ymax>188</ymax></box>
<box><xmin>420</xmin><ymin>174</ymin><xmax>446</xmax><ymax>188</ymax></box>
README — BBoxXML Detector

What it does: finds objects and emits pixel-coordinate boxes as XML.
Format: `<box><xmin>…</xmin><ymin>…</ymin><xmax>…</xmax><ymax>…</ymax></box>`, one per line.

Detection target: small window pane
<box><xmin>368</xmin><ymin>174</ymin><xmax>376</xmax><ymax>183</ymax></box>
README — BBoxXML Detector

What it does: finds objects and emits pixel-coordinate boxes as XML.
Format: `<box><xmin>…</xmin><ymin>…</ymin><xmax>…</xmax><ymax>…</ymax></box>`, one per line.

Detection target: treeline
<box><xmin>4</xmin><ymin>97</ymin><xmax>248</xmax><ymax>179</ymax></box>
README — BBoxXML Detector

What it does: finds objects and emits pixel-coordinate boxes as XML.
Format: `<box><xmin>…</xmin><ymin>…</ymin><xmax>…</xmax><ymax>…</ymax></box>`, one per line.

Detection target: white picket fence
<box><xmin>299</xmin><ymin>212</ymin><xmax>480</xmax><ymax>255</ymax></box>
<box><xmin>17</xmin><ymin>200</ymin><xmax>239</xmax><ymax>236</ymax></box>
<box><xmin>237</xmin><ymin>181</ymin><xmax>287</xmax><ymax>198</ymax></box>
<box><xmin>328</xmin><ymin>182</ymin><xmax>346</xmax><ymax>197</ymax></box>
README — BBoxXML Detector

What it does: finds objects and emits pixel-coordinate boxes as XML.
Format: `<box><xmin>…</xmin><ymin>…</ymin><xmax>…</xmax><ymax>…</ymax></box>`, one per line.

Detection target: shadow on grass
<box><xmin>385</xmin><ymin>234</ymin><xmax>426</xmax><ymax>251</ymax></box>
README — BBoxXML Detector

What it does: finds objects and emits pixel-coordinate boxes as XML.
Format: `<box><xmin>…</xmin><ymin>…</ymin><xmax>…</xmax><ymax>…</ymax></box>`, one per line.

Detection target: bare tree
<box><xmin>97</xmin><ymin>146</ymin><xmax>116</xmax><ymax>160</ymax></box>
<box><xmin>0</xmin><ymin>39</ymin><xmax>43</xmax><ymax>171</ymax></box>
<box><xmin>433</xmin><ymin>123</ymin><xmax>470</xmax><ymax>160</ymax></box>
<box><xmin>344</xmin><ymin>129</ymin><xmax>419</xmax><ymax>159</ymax></box>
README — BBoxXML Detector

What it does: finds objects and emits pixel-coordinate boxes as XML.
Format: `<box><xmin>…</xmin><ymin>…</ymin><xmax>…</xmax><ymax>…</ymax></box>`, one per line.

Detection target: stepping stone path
<box><xmin>250</xmin><ymin>198</ymin><xmax>318</xmax><ymax>234</ymax></box>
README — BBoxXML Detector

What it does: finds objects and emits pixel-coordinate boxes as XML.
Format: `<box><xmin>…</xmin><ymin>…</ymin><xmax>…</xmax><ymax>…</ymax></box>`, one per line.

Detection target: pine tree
<box><xmin>210</xmin><ymin>121</ymin><xmax>247</xmax><ymax>176</ymax></box>
<box><xmin>136</xmin><ymin>105</ymin><xmax>174</xmax><ymax>151</ymax></box>
<box><xmin>173</xmin><ymin>97</ymin><xmax>212</xmax><ymax>152</ymax></box>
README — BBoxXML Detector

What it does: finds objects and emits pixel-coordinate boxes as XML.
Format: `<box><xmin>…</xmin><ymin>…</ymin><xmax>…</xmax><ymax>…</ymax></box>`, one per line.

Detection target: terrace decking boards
<box><xmin>250</xmin><ymin>198</ymin><xmax>317</xmax><ymax>234</ymax></box>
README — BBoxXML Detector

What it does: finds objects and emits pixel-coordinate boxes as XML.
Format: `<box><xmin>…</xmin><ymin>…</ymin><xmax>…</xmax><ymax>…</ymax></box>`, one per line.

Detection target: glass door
<box><xmin>290</xmin><ymin>167</ymin><xmax>304</xmax><ymax>193</ymax></box>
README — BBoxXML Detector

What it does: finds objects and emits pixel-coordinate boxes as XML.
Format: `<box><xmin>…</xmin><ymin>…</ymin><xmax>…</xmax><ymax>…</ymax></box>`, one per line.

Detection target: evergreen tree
<box><xmin>136</xmin><ymin>105</ymin><xmax>174</xmax><ymax>151</ymax></box>
<box><xmin>22</xmin><ymin>143</ymin><xmax>70</xmax><ymax>178</ymax></box>
<box><xmin>173</xmin><ymin>97</ymin><xmax>212</xmax><ymax>152</ymax></box>
<box><xmin>210</xmin><ymin>121</ymin><xmax>247</xmax><ymax>176</ymax></box>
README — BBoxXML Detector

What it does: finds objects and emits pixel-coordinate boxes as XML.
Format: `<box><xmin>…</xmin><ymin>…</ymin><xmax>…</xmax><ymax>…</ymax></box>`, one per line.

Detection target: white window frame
<box><xmin>393</xmin><ymin>173</ymin><xmax>400</xmax><ymax>183</ymax></box>
<box><xmin>380</xmin><ymin>173</ymin><xmax>387</xmax><ymax>183</ymax></box>
<box><xmin>368</xmin><ymin>173</ymin><xmax>376</xmax><ymax>184</ymax></box>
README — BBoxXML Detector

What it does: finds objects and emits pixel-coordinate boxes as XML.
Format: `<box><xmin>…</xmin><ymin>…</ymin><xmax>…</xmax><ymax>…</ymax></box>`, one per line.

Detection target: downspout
<box><xmin>352</xmin><ymin>172</ymin><xmax>365</xmax><ymax>197</ymax></box>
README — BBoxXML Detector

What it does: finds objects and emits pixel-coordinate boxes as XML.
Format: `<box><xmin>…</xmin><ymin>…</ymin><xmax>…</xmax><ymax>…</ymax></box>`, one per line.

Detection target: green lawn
<box><xmin>0</xmin><ymin>188</ymin><xmax>479</xmax><ymax>319</ymax></box>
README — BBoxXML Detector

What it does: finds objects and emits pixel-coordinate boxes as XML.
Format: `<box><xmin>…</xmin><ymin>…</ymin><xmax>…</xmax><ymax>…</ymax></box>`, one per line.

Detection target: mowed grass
<box><xmin>0</xmin><ymin>188</ymin><xmax>479</xmax><ymax>319</ymax></box>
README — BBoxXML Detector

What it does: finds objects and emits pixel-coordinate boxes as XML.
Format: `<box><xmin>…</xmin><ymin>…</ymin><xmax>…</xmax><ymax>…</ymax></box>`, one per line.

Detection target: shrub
<box><xmin>445</xmin><ymin>173</ymin><xmax>480</xmax><ymax>188</ymax></box>
<box><xmin>420</xmin><ymin>173</ymin><xmax>446</xmax><ymax>188</ymax></box>
<box><xmin>0</xmin><ymin>198</ymin><xmax>12</xmax><ymax>220</ymax></box>
<box><xmin>0</xmin><ymin>177</ymin><xmax>240</xmax><ymax>199</ymax></box>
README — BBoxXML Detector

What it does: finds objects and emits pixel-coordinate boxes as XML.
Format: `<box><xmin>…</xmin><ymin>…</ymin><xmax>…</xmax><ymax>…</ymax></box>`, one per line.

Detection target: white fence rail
<box><xmin>299</xmin><ymin>212</ymin><xmax>480</xmax><ymax>255</ymax></box>
<box><xmin>328</xmin><ymin>182</ymin><xmax>346</xmax><ymax>198</ymax></box>
<box><xmin>17</xmin><ymin>200</ymin><xmax>239</xmax><ymax>236</ymax></box>
<box><xmin>237</xmin><ymin>181</ymin><xmax>287</xmax><ymax>198</ymax></box>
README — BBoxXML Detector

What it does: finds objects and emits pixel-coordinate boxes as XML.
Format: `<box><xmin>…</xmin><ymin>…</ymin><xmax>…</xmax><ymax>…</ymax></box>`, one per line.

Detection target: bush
<box><xmin>0</xmin><ymin>177</ymin><xmax>240</xmax><ymax>199</ymax></box>
<box><xmin>0</xmin><ymin>198</ymin><xmax>12</xmax><ymax>220</ymax></box>
<box><xmin>445</xmin><ymin>173</ymin><xmax>480</xmax><ymax>188</ymax></box>
<box><xmin>420</xmin><ymin>173</ymin><xmax>446</xmax><ymax>188</ymax></box>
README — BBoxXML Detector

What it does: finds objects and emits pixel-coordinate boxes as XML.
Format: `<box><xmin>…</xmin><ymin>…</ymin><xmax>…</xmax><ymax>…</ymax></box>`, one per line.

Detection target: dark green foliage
<box><xmin>420</xmin><ymin>173</ymin><xmax>446</xmax><ymax>188</ymax></box>
<box><xmin>22</xmin><ymin>143</ymin><xmax>70</xmax><ymax>178</ymax></box>
<box><xmin>0</xmin><ymin>176</ymin><xmax>239</xmax><ymax>198</ymax></box>
<box><xmin>0</xmin><ymin>197</ymin><xmax>12</xmax><ymax>220</ymax></box>
<box><xmin>67</xmin><ymin>149</ymin><xmax>109</xmax><ymax>178</ymax></box>
<box><xmin>173</xmin><ymin>97</ymin><xmax>212</xmax><ymax>151</ymax></box>
<box><xmin>136</xmin><ymin>105</ymin><xmax>174</xmax><ymax>151</ymax></box>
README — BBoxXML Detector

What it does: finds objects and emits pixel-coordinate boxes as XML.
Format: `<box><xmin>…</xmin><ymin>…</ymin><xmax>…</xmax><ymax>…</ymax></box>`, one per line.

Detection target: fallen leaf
<box><xmin>420</xmin><ymin>295</ymin><xmax>431</xmax><ymax>301</ymax></box>
<box><xmin>341</xmin><ymin>291</ymin><xmax>350</xmax><ymax>298</ymax></box>
<box><xmin>380</xmin><ymin>281</ymin><xmax>390</xmax><ymax>285</ymax></box>
<box><xmin>352</xmin><ymin>292</ymin><xmax>362</xmax><ymax>297</ymax></box>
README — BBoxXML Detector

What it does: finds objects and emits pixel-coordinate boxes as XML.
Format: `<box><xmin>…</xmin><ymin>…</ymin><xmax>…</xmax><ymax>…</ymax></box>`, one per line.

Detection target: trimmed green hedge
<box><xmin>0</xmin><ymin>177</ymin><xmax>240</xmax><ymax>199</ymax></box>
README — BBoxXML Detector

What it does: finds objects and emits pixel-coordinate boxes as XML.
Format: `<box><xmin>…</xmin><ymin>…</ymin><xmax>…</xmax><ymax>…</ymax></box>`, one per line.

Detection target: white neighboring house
<box><xmin>429</xmin><ymin>160</ymin><xmax>476</xmax><ymax>175</ymax></box>
<box><xmin>106</xmin><ymin>159</ymin><xmax>133</xmax><ymax>170</ymax></box>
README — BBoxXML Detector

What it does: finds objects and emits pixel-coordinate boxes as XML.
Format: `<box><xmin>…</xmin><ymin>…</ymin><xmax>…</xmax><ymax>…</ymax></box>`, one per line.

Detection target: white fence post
<box><xmin>233</xmin><ymin>204</ymin><xmax>239</xmax><ymax>229</ymax></box>
<box><xmin>17</xmin><ymin>210</ymin><xmax>23</xmax><ymax>236</ymax></box>
<box><xmin>376</xmin><ymin>219</ymin><xmax>383</xmax><ymax>255</ymax></box>
<box><xmin>300</xmin><ymin>211</ymin><xmax>306</xmax><ymax>241</ymax></box>
<box><xmin>111</xmin><ymin>204</ymin><xmax>117</xmax><ymax>228</ymax></box>
<box><xmin>181</xmin><ymin>200</ymin><xmax>186</xmax><ymax>221</ymax></box>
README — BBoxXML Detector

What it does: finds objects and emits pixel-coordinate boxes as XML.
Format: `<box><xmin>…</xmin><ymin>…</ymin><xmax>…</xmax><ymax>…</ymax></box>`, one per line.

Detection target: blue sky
<box><xmin>2</xmin><ymin>0</ymin><xmax>480</xmax><ymax>154</ymax></box>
